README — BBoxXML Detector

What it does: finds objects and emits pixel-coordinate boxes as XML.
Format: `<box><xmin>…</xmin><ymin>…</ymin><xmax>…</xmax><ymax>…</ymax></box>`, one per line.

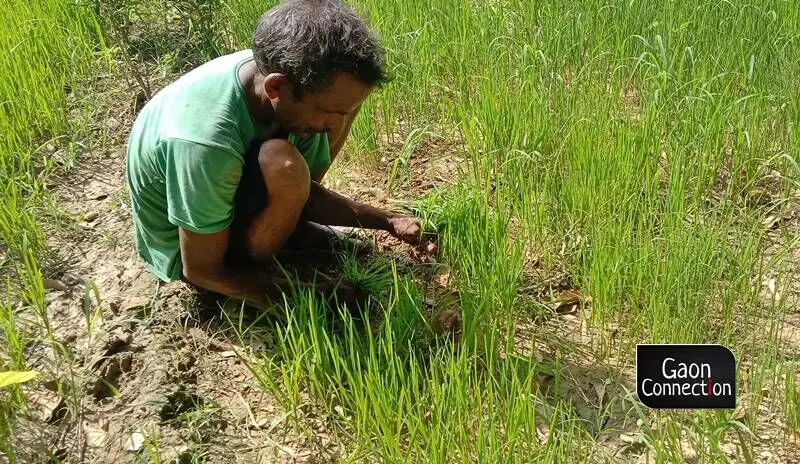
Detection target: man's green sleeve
<box><xmin>163</xmin><ymin>138</ymin><xmax>243</xmax><ymax>234</ymax></box>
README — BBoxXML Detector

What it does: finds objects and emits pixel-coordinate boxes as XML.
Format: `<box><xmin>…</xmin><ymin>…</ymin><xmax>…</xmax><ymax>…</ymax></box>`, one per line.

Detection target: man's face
<box><xmin>268</xmin><ymin>73</ymin><xmax>371</xmax><ymax>137</ymax></box>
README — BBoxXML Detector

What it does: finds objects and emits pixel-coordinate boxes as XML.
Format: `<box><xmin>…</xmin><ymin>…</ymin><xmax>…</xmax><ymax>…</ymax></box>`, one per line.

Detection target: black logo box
<box><xmin>636</xmin><ymin>344</ymin><xmax>736</xmax><ymax>409</ymax></box>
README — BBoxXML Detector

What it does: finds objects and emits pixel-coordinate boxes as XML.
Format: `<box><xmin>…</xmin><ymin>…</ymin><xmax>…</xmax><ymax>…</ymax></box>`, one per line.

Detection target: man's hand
<box><xmin>303</xmin><ymin>182</ymin><xmax>435</xmax><ymax>246</ymax></box>
<box><xmin>387</xmin><ymin>215</ymin><xmax>423</xmax><ymax>244</ymax></box>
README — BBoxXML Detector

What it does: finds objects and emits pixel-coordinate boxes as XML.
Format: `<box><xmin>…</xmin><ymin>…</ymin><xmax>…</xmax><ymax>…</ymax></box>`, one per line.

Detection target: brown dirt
<box><xmin>36</xmin><ymin>147</ymin><xmax>333</xmax><ymax>462</ymax></box>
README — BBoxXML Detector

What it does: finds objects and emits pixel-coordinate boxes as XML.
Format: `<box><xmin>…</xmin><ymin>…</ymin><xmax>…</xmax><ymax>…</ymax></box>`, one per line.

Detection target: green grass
<box><xmin>229</xmin><ymin>0</ymin><xmax>800</xmax><ymax>460</ymax></box>
<box><xmin>0</xmin><ymin>0</ymin><xmax>102</xmax><ymax>460</ymax></box>
<box><xmin>1</xmin><ymin>0</ymin><xmax>799</xmax><ymax>462</ymax></box>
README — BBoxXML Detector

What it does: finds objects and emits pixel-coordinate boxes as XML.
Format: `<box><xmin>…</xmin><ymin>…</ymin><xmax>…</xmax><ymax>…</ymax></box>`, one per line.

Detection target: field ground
<box><xmin>2</xmin><ymin>0</ymin><xmax>800</xmax><ymax>463</ymax></box>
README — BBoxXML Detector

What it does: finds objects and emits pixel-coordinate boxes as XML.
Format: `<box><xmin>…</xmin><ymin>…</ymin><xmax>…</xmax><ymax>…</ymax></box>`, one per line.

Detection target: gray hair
<box><xmin>252</xmin><ymin>0</ymin><xmax>390</xmax><ymax>99</ymax></box>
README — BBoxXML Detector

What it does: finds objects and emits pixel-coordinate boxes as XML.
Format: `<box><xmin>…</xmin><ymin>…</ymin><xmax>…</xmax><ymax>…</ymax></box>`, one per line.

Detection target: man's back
<box><xmin>128</xmin><ymin>50</ymin><xmax>258</xmax><ymax>160</ymax></box>
<box><xmin>126</xmin><ymin>50</ymin><xmax>257</xmax><ymax>281</ymax></box>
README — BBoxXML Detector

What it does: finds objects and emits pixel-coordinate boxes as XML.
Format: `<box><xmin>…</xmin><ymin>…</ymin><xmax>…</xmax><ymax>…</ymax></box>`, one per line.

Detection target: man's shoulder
<box><xmin>146</xmin><ymin>50</ymin><xmax>256</xmax><ymax>154</ymax></box>
<box><xmin>178</xmin><ymin>49</ymin><xmax>253</xmax><ymax>85</ymax></box>
<box><xmin>159</xmin><ymin>137</ymin><xmax>245</xmax><ymax>167</ymax></box>
<box><xmin>149</xmin><ymin>50</ymin><xmax>253</xmax><ymax>106</ymax></box>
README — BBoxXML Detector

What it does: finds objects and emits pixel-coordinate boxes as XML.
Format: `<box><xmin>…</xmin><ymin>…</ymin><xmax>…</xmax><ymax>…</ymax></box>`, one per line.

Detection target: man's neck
<box><xmin>238</xmin><ymin>61</ymin><xmax>278</xmax><ymax>138</ymax></box>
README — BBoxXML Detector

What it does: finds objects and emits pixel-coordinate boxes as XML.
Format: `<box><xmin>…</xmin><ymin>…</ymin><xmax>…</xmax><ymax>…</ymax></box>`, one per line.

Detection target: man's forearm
<box><xmin>302</xmin><ymin>181</ymin><xmax>396</xmax><ymax>230</ymax></box>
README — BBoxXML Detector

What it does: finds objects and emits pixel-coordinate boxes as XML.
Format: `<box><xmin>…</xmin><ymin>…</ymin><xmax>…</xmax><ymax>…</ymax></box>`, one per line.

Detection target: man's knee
<box><xmin>257</xmin><ymin>139</ymin><xmax>310</xmax><ymax>203</ymax></box>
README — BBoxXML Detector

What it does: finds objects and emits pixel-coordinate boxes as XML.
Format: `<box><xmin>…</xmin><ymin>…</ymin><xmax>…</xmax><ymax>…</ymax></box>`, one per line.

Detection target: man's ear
<box><xmin>263</xmin><ymin>73</ymin><xmax>286</xmax><ymax>101</ymax></box>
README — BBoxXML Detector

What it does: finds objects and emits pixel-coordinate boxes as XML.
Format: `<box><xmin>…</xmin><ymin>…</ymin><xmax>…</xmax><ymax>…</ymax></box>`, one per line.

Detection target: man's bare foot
<box><xmin>281</xmin><ymin>221</ymin><xmax>372</xmax><ymax>257</ymax></box>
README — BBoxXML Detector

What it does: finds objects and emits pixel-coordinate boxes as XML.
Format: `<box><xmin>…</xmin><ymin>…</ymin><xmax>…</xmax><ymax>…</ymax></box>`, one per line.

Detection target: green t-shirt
<box><xmin>126</xmin><ymin>49</ymin><xmax>331</xmax><ymax>282</ymax></box>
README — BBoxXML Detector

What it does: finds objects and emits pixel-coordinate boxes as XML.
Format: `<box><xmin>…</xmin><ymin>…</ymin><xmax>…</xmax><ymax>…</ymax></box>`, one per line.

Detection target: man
<box><xmin>125</xmin><ymin>0</ymin><xmax>422</xmax><ymax>307</ymax></box>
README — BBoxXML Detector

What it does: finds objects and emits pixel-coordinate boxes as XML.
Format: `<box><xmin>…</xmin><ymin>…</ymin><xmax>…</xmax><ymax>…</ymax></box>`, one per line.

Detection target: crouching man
<box><xmin>125</xmin><ymin>0</ymin><xmax>421</xmax><ymax>307</ymax></box>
